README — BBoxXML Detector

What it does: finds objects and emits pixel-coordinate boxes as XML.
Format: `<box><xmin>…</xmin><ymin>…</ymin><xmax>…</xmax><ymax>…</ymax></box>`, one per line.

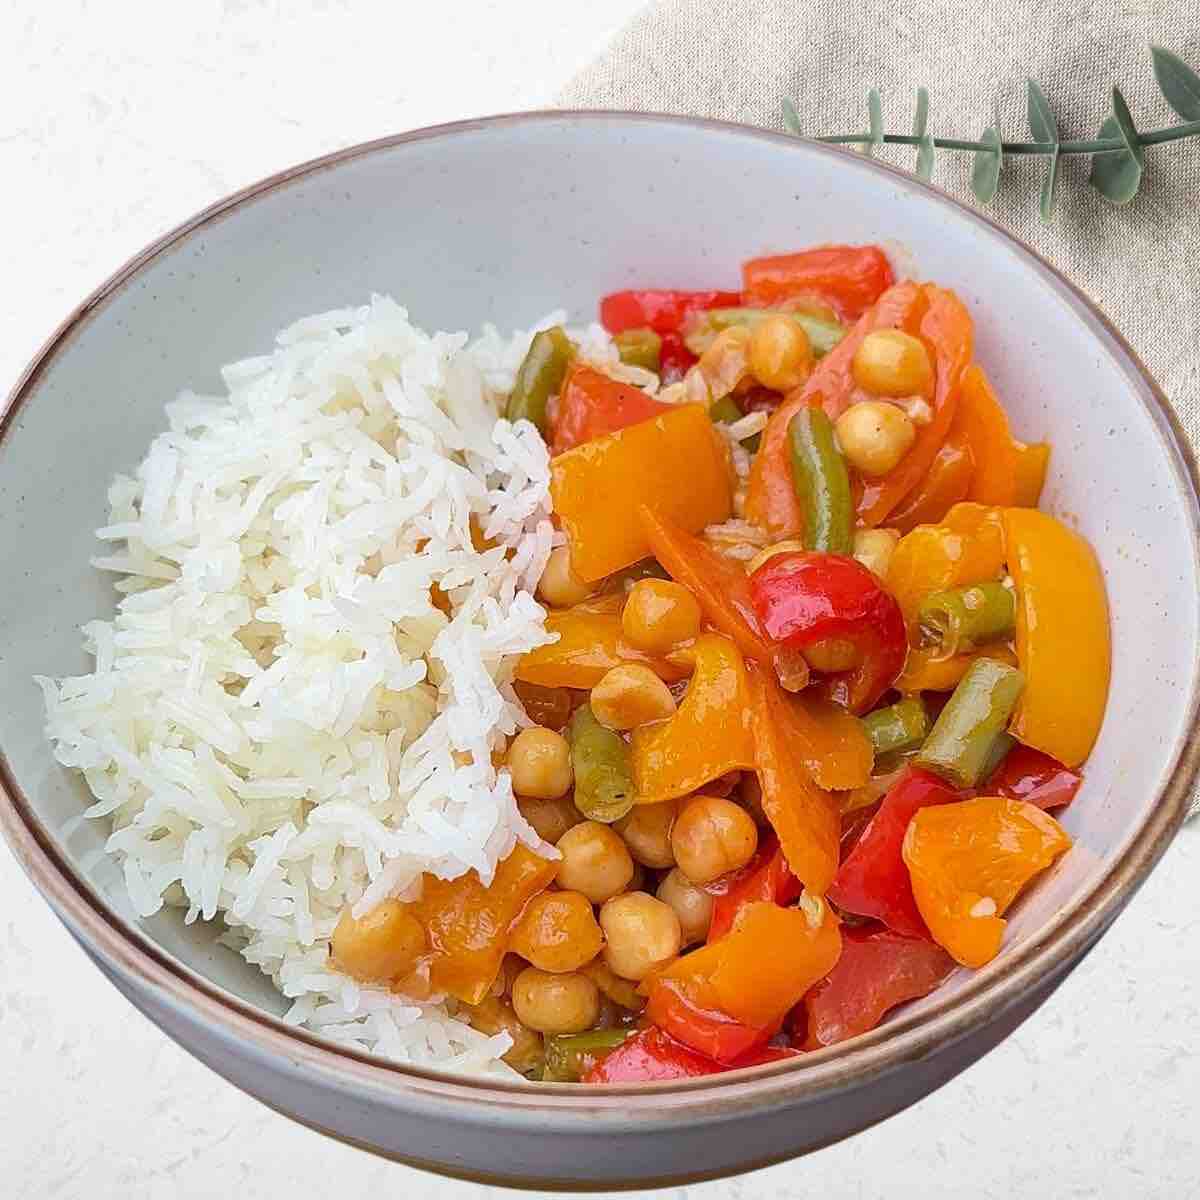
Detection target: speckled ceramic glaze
<box><xmin>1</xmin><ymin>113</ymin><xmax>1197</xmax><ymax>1189</ymax></box>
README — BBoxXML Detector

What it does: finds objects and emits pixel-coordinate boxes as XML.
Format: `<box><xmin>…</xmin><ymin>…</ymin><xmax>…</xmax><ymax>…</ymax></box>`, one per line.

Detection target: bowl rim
<box><xmin>1</xmin><ymin>109</ymin><xmax>1197</xmax><ymax>1116</ymax></box>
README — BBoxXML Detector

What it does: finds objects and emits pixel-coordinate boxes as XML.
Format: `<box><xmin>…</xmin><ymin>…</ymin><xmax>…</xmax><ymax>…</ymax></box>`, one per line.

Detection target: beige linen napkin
<box><xmin>561</xmin><ymin>1</ymin><xmax>1200</xmax><ymax>816</ymax></box>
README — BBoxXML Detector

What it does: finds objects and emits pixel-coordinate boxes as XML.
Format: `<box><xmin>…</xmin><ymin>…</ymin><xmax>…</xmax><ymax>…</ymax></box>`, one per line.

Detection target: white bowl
<box><xmin>1</xmin><ymin>112</ymin><xmax>1197</xmax><ymax>1188</ymax></box>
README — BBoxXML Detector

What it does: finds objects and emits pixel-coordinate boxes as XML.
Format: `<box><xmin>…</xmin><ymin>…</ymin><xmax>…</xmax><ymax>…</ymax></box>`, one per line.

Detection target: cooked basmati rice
<box><xmin>36</xmin><ymin>296</ymin><xmax>609</xmax><ymax>1075</ymax></box>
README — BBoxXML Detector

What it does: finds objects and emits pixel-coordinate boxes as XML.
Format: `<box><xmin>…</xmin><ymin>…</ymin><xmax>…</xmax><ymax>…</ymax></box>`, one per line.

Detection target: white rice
<box><xmin>36</xmin><ymin>295</ymin><xmax>608</xmax><ymax>1075</ymax></box>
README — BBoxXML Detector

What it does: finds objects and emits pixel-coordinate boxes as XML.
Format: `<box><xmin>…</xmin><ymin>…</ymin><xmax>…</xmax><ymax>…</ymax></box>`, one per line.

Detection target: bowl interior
<box><xmin>1</xmin><ymin>114</ymin><xmax>1196</xmax><ymax>1034</ymax></box>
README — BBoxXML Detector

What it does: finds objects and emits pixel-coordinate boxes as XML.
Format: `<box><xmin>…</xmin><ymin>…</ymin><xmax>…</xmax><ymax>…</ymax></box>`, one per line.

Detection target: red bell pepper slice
<box><xmin>748</xmin><ymin>551</ymin><xmax>907</xmax><ymax>713</ymax></box>
<box><xmin>986</xmin><ymin>745</ymin><xmax>1082</xmax><ymax>812</ymax></box>
<box><xmin>741</xmin><ymin>245</ymin><xmax>894</xmax><ymax>322</ymax></box>
<box><xmin>706</xmin><ymin>835</ymin><xmax>802</xmax><ymax>943</ymax></box>
<box><xmin>657</xmin><ymin>330</ymin><xmax>696</xmax><ymax>384</ymax></box>
<box><xmin>827</xmin><ymin>767</ymin><xmax>963</xmax><ymax>937</ymax></box>
<box><xmin>599</xmin><ymin>289</ymin><xmax>741</xmax><ymax>336</ymax></box>
<box><xmin>800</xmin><ymin>925</ymin><xmax>955</xmax><ymax>1049</ymax></box>
<box><xmin>581</xmin><ymin>1027</ymin><xmax>802</xmax><ymax>1082</ymax></box>
<box><xmin>581</xmin><ymin>1026</ymin><xmax>725</xmax><ymax>1083</ymax></box>
<box><xmin>646</xmin><ymin>976</ymin><xmax>774</xmax><ymax>1064</ymax></box>
<box><xmin>548</xmin><ymin>363</ymin><xmax>670</xmax><ymax>455</ymax></box>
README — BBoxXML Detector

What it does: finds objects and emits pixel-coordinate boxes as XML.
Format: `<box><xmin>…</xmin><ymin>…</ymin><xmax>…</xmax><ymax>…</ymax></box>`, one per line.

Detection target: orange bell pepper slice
<box><xmin>895</xmin><ymin>643</ymin><xmax>1017</xmax><ymax>694</ymax></box>
<box><xmin>410</xmin><ymin>844</ymin><xmax>557</xmax><ymax>1004</ymax></box>
<box><xmin>957</xmin><ymin>365</ymin><xmax>1019</xmax><ymax>505</ymax></box>
<box><xmin>549</xmin><ymin>363</ymin><xmax>670</xmax><ymax>455</ymax></box>
<box><xmin>741</xmin><ymin>244</ymin><xmax>895</xmax><ymax>321</ymax></box>
<box><xmin>655</xmin><ymin>900</ymin><xmax>843</xmax><ymax>1035</ymax></box>
<box><xmin>902</xmin><ymin>796</ymin><xmax>1072</xmax><ymax>968</ymax></box>
<box><xmin>1012</xmin><ymin>441</ymin><xmax>1050</xmax><ymax>507</ymax></box>
<box><xmin>515</xmin><ymin>610</ymin><xmax>689</xmax><ymax>689</ymax></box>
<box><xmin>632</xmin><ymin>634</ymin><xmax>757</xmax><ymax>803</ymax></box>
<box><xmin>712</xmin><ymin>902</ymin><xmax>843</xmax><ymax>1028</ymax></box>
<box><xmin>1003</xmin><ymin>508</ymin><xmax>1110</xmax><ymax>767</ymax></box>
<box><xmin>856</xmin><ymin>286</ymin><xmax>974</xmax><ymax>527</ymax></box>
<box><xmin>551</xmin><ymin>404</ymin><xmax>732</xmax><ymax>582</ymax></box>
<box><xmin>885</xmin><ymin>502</ymin><xmax>1006</xmax><ymax>635</ymax></box>
<box><xmin>887</xmin><ymin>413</ymin><xmax>975</xmax><ymax>534</ymax></box>
<box><xmin>639</xmin><ymin>505</ymin><xmax>776</xmax><ymax>666</ymax></box>
<box><xmin>747</xmin><ymin>662</ymin><xmax>841</xmax><ymax>895</ymax></box>
<box><xmin>746</xmin><ymin>281</ymin><xmax>925</xmax><ymax>537</ymax></box>
<box><xmin>772</xmin><ymin>687</ymin><xmax>873</xmax><ymax>790</ymax></box>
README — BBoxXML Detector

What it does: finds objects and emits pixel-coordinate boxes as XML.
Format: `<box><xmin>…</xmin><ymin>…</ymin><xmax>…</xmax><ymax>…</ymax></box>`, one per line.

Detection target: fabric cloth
<box><xmin>560</xmin><ymin>1</ymin><xmax>1200</xmax><ymax>816</ymax></box>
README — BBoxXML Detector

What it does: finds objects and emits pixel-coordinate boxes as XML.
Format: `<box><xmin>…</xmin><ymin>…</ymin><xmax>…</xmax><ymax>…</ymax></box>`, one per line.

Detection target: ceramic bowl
<box><xmin>1</xmin><ymin>113</ymin><xmax>1197</xmax><ymax>1189</ymax></box>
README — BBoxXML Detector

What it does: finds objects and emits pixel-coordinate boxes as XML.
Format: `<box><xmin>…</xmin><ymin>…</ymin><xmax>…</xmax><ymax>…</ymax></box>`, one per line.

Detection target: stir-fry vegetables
<box><xmin>329</xmin><ymin>242</ymin><xmax>1111</xmax><ymax>1083</ymax></box>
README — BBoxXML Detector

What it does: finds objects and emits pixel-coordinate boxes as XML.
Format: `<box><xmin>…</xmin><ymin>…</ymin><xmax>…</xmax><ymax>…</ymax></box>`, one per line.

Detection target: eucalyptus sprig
<box><xmin>782</xmin><ymin>45</ymin><xmax>1200</xmax><ymax>219</ymax></box>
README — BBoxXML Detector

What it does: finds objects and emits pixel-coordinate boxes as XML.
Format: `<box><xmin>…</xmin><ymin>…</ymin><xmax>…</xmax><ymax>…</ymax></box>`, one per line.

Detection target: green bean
<box><xmin>566</xmin><ymin>704</ymin><xmax>636</xmax><ymax>823</ymax></box>
<box><xmin>915</xmin><ymin>659</ymin><xmax>1025</xmax><ymax>788</ymax></box>
<box><xmin>788</xmin><ymin>408</ymin><xmax>853</xmax><ymax>555</ymax></box>
<box><xmin>542</xmin><ymin>1029</ymin><xmax>632</xmax><ymax>1082</ymax></box>
<box><xmin>613</xmin><ymin>328</ymin><xmax>662</xmax><ymax>373</ymax></box>
<box><xmin>862</xmin><ymin>697</ymin><xmax>929</xmax><ymax>756</ymax></box>
<box><xmin>918</xmin><ymin>582</ymin><xmax>1016</xmax><ymax>656</ymax></box>
<box><xmin>708</xmin><ymin>395</ymin><xmax>744</xmax><ymax>425</ymax></box>
<box><xmin>978</xmin><ymin>731</ymin><xmax>1016</xmax><ymax>783</ymax></box>
<box><xmin>506</xmin><ymin>326</ymin><xmax>573</xmax><ymax>432</ymax></box>
<box><xmin>683</xmin><ymin>308</ymin><xmax>847</xmax><ymax>359</ymax></box>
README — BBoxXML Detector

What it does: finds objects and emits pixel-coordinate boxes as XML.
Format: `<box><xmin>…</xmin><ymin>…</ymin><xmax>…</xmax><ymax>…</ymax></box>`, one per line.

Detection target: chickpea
<box><xmin>331</xmin><ymin>900</ymin><xmax>425</xmax><ymax>984</ymax></box>
<box><xmin>852</xmin><ymin>330</ymin><xmax>934</xmax><ymax>398</ymax></box>
<box><xmin>509</xmin><ymin>727</ymin><xmax>573</xmax><ymax>799</ymax></box>
<box><xmin>518</xmin><ymin>793</ymin><xmax>582</xmax><ymax>845</ymax></box>
<box><xmin>746</xmin><ymin>538</ymin><xmax>807</xmax><ymax>577</ymax></box>
<box><xmin>590</xmin><ymin>664</ymin><xmax>677</xmax><ymax>731</ymax></box>
<box><xmin>556</xmin><ymin>820</ymin><xmax>635</xmax><ymax>903</ymax></box>
<box><xmin>656</xmin><ymin>868</ymin><xmax>713</xmax><ymax>945</ymax></box>
<box><xmin>835</xmin><ymin>401</ymin><xmax>916</xmax><ymax>477</ymax></box>
<box><xmin>671</xmin><ymin>794</ymin><xmax>759</xmax><ymax>885</ymax></box>
<box><xmin>748</xmin><ymin>315</ymin><xmax>813</xmax><ymax>393</ymax></box>
<box><xmin>538</xmin><ymin>545</ymin><xmax>592</xmax><ymax>608</ymax></box>
<box><xmin>853</xmin><ymin>528</ymin><xmax>900</xmax><ymax>579</ymax></box>
<box><xmin>802</xmin><ymin>637</ymin><xmax>864</xmax><ymax>673</ymax></box>
<box><xmin>599</xmin><ymin>892</ymin><xmax>683</xmax><ymax>981</ymax></box>
<box><xmin>464</xmin><ymin>995</ymin><xmax>543</xmax><ymax>1073</ymax></box>
<box><xmin>615</xmin><ymin>799</ymin><xmax>678</xmax><ymax>868</ymax></box>
<box><xmin>511</xmin><ymin>967</ymin><xmax>601</xmax><ymax>1034</ymax></box>
<box><xmin>510</xmin><ymin>890</ymin><xmax>604</xmax><ymax>973</ymax></box>
<box><xmin>621</xmin><ymin>579</ymin><xmax>702</xmax><ymax>654</ymax></box>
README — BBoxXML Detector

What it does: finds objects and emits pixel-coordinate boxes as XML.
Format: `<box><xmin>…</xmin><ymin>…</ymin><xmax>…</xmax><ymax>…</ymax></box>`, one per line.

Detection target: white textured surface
<box><xmin>1</xmin><ymin>4</ymin><xmax>1198</xmax><ymax>1197</ymax></box>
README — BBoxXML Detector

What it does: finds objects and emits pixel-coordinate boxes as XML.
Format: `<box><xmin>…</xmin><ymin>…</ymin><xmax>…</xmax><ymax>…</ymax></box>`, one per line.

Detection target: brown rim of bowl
<box><xmin>1</xmin><ymin>110</ymin><xmax>1197</xmax><ymax>1111</ymax></box>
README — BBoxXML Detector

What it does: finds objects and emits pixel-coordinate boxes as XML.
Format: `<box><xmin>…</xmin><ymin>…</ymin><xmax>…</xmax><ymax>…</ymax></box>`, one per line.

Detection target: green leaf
<box><xmin>1040</xmin><ymin>144</ymin><xmax>1061</xmax><ymax>221</ymax></box>
<box><xmin>1026</xmin><ymin>80</ymin><xmax>1059</xmax><ymax>143</ymax></box>
<box><xmin>1152</xmin><ymin>45</ymin><xmax>1200</xmax><ymax>120</ymax></box>
<box><xmin>916</xmin><ymin>134</ymin><xmax>936</xmax><ymax>183</ymax></box>
<box><xmin>912</xmin><ymin>87</ymin><xmax>929</xmax><ymax>140</ymax></box>
<box><xmin>1110</xmin><ymin>87</ymin><xmax>1146</xmax><ymax>168</ymax></box>
<box><xmin>864</xmin><ymin>89</ymin><xmax>883</xmax><ymax>156</ymax></box>
<box><xmin>782</xmin><ymin>97</ymin><xmax>802</xmax><ymax>135</ymax></box>
<box><xmin>971</xmin><ymin>126</ymin><xmax>1002</xmax><ymax>203</ymax></box>
<box><xmin>1089</xmin><ymin>114</ymin><xmax>1143</xmax><ymax>205</ymax></box>
<box><xmin>1026</xmin><ymin>82</ymin><xmax>1060</xmax><ymax>221</ymax></box>
<box><xmin>911</xmin><ymin>88</ymin><xmax>933</xmax><ymax>181</ymax></box>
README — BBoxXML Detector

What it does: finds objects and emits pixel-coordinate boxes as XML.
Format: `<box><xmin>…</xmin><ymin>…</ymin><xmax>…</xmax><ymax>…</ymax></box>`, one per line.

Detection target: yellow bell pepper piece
<box><xmin>516</xmin><ymin>610</ymin><xmax>689</xmax><ymax>690</ymax></box>
<box><xmin>1011</xmin><ymin>442</ymin><xmax>1051</xmax><ymax>507</ymax></box>
<box><xmin>631</xmin><ymin>634</ymin><xmax>756</xmax><ymax>803</ymax></box>
<box><xmin>896</xmin><ymin>643</ymin><xmax>1018</xmax><ymax>694</ymax></box>
<box><xmin>903</xmin><ymin>796</ymin><xmax>1071</xmax><ymax>968</ymax></box>
<box><xmin>551</xmin><ymin>404</ymin><xmax>732</xmax><ymax>582</ymax></box>
<box><xmin>886</xmin><ymin>502</ymin><xmax>1006</xmax><ymax>635</ymax></box>
<box><xmin>1003</xmin><ymin>508</ymin><xmax>1110</xmax><ymax>767</ymax></box>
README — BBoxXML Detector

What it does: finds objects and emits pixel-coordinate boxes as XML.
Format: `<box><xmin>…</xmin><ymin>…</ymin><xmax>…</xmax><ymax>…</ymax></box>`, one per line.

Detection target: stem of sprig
<box><xmin>815</xmin><ymin>120</ymin><xmax>1200</xmax><ymax>156</ymax></box>
<box><xmin>782</xmin><ymin>45</ymin><xmax>1200</xmax><ymax>218</ymax></box>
